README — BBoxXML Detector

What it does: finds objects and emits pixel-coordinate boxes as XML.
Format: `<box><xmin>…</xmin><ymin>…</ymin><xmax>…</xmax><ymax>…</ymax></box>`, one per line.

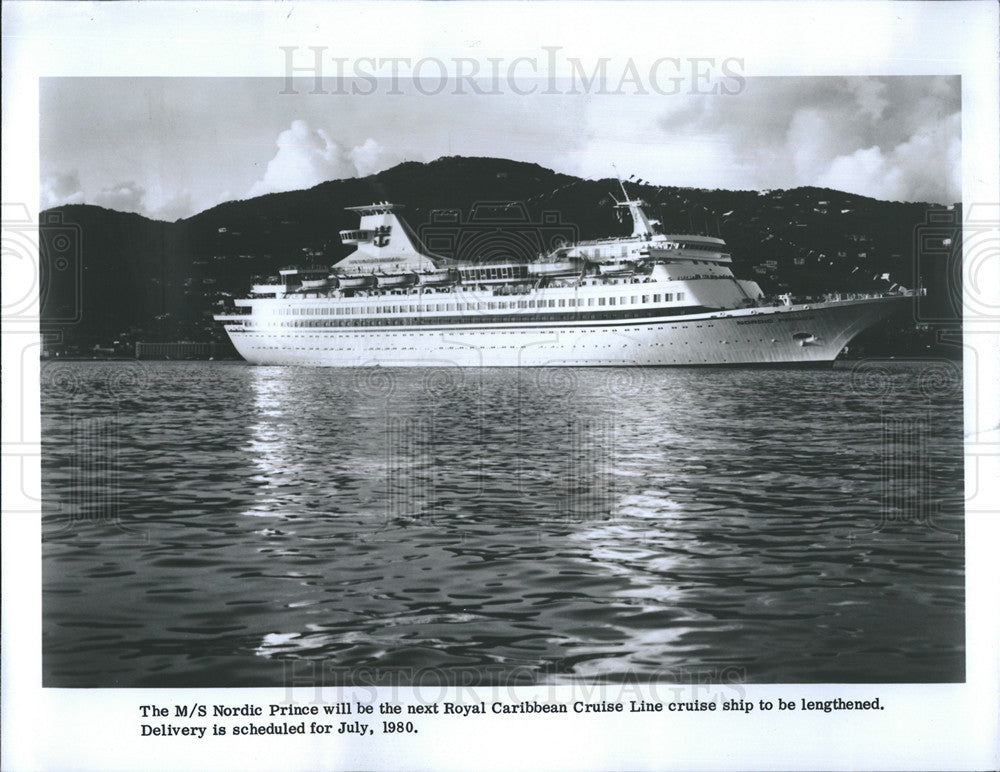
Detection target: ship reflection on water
<box><xmin>42</xmin><ymin>361</ymin><xmax>964</xmax><ymax>686</ymax></box>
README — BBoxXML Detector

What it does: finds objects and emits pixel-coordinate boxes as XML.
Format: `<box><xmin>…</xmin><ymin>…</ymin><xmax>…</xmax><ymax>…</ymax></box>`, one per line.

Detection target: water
<box><xmin>41</xmin><ymin>361</ymin><xmax>964</xmax><ymax>687</ymax></box>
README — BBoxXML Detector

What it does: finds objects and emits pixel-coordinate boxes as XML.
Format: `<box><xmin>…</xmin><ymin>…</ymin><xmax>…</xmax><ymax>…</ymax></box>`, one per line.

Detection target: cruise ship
<box><xmin>214</xmin><ymin>191</ymin><xmax>912</xmax><ymax>367</ymax></box>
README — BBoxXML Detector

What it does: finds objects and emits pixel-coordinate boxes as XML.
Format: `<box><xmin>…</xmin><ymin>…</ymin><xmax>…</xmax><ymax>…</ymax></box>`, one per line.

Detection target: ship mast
<box><xmin>612</xmin><ymin>168</ymin><xmax>655</xmax><ymax>240</ymax></box>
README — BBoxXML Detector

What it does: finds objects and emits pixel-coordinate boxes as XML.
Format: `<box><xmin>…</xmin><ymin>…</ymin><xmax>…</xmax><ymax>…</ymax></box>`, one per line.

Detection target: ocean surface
<box><xmin>41</xmin><ymin>361</ymin><xmax>964</xmax><ymax>687</ymax></box>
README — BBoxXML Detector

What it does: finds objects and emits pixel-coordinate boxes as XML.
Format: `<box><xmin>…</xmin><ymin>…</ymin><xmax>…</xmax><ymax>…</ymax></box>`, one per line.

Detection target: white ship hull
<box><xmin>218</xmin><ymin>197</ymin><xmax>914</xmax><ymax>368</ymax></box>
<box><xmin>220</xmin><ymin>295</ymin><xmax>908</xmax><ymax>368</ymax></box>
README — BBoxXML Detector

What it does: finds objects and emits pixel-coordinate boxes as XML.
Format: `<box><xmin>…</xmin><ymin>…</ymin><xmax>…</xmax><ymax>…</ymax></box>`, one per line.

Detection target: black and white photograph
<box><xmin>38</xmin><ymin>72</ymin><xmax>968</xmax><ymax>686</ymax></box>
<box><xmin>3</xmin><ymin>2</ymin><xmax>998</xmax><ymax>771</ymax></box>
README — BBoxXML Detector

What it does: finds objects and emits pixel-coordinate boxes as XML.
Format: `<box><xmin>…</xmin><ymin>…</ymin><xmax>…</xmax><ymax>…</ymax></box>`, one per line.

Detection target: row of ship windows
<box><xmin>241</xmin><ymin>326</ymin><xmax>773</xmax><ymax>339</ymax></box>
<box><xmin>274</xmin><ymin>293</ymin><xmax>686</xmax><ymax>316</ymax></box>
<box><xmin>460</xmin><ymin>266</ymin><xmax>530</xmax><ymax>280</ymax></box>
<box><xmin>247</xmin><ymin>339</ymin><xmax>776</xmax><ymax>352</ymax></box>
<box><xmin>236</xmin><ymin>306</ymin><xmax>706</xmax><ymax>329</ymax></box>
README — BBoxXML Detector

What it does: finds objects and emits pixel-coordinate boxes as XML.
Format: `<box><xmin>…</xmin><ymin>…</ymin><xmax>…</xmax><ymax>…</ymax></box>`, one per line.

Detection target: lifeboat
<box><xmin>377</xmin><ymin>273</ymin><xmax>418</xmax><ymax>288</ymax></box>
<box><xmin>418</xmin><ymin>269</ymin><xmax>458</xmax><ymax>286</ymax></box>
<box><xmin>337</xmin><ymin>274</ymin><xmax>377</xmax><ymax>290</ymax></box>
<box><xmin>598</xmin><ymin>262</ymin><xmax>636</xmax><ymax>276</ymax></box>
<box><xmin>527</xmin><ymin>260</ymin><xmax>582</xmax><ymax>277</ymax></box>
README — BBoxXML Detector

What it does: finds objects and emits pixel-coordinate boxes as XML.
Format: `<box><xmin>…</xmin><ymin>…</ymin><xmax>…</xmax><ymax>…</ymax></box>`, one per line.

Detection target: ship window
<box><xmin>488</xmin><ymin>302</ymin><xmax>496</xmax><ymax>310</ymax></box>
<box><xmin>598</xmin><ymin>298</ymin><xmax>606</xmax><ymax>306</ymax></box>
<box><xmin>620</xmin><ymin>296</ymin><xmax>627</xmax><ymax>304</ymax></box>
<box><xmin>631</xmin><ymin>296</ymin><xmax>638</xmax><ymax>304</ymax></box>
<box><xmin>559</xmin><ymin>299</ymin><xmax>566</xmax><ymax>307</ymax></box>
<box><xmin>665</xmin><ymin>293</ymin><xmax>673</xmax><ymax>301</ymax></box>
<box><xmin>609</xmin><ymin>297</ymin><xmax>616</xmax><ymax>305</ymax></box>
<box><xmin>654</xmin><ymin>294</ymin><xmax>661</xmax><ymax>302</ymax></box>
<box><xmin>518</xmin><ymin>301</ymin><xmax>527</xmax><ymax>309</ymax></box>
<box><xmin>677</xmin><ymin>292</ymin><xmax>685</xmax><ymax>301</ymax></box>
<box><xmin>529</xmin><ymin>300</ymin><xmax>536</xmax><ymax>308</ymax></box>
<box><xmin>548</xmin><ymin>299</ymin><xmax>555</xmax><ymax>307</ymax></box>
<box><xmin>642</xmin><ymin>295</ymin><xmax>649</xmax><ymax>303</ymax></box>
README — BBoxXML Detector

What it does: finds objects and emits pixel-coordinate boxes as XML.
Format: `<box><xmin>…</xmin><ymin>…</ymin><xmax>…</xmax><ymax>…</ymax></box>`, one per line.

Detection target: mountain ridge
<box><xmin>38</xmin><ymin>156</ymin><xmax>961</xmax><ymax>356</ymax></box>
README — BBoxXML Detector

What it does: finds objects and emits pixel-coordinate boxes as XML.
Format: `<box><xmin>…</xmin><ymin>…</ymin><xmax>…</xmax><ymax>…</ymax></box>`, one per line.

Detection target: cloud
<box><xmin>817</xmin><ymin>111</ymin><xmax>961</xmax><ymax>202</ymax></box>
<box><xmin>248</xmin><ymin>120</ymin><xmax>406</xmax><ymax>198</ymax></box>
<box><xmin>94</xmin><ymin>181</ymin><xmax>146</xmax><ymax>213</ymax></box>
<box><xmin>638</xmin><ymin>76</ymin><xmax>961</xmax><ymax>202</ymax></box>
<box><xmin>149</xmin><ymin>190</ymin><xmax>194</xmax><ymax>222</ymax></box>
<box><xmin>41</xmin><ymin>169</ymin><xmax>85</xmax><ymax>209</ymax></box>
<box><xmin>249</xmin><ymin>120</ymin><xmax>355</xmax><ymax>197</ymax></box>
<box><xmin>350</xmin><ymin>138</ymin><xmax>405</xmax><ymax>178</ymax></box>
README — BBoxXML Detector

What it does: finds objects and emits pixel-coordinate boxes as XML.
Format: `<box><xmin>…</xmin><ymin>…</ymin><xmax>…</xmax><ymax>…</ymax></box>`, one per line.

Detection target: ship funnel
<box><xmin>336</xmin><ymin>202</ymin><xmax>446</xmax><ymax>274</ymax></box>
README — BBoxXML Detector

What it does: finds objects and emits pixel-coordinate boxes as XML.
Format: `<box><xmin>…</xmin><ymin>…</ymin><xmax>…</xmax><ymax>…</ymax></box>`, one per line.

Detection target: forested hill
<box><xmin>39</xmin><ymin>155</ymin><xmax>960</xmax><ymax>355</ymax></box>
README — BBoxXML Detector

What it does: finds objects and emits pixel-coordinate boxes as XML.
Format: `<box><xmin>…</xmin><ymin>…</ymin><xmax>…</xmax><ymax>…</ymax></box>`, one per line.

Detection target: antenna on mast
<box><xmin>611</xmin><ymin>163</ymin><xmax>630</xmax><ymax>202</ymax></box>
<box><xmin>610</xmin><ymin>164</ymin><xmax>654</xmax><ymax>239</ymax></box>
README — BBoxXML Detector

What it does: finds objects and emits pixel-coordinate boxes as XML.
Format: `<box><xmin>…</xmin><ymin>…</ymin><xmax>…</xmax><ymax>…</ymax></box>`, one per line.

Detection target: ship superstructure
<box><xmin>214</xmin><ymin>193</ymin><xmax>911</xmax><ymax>367</ymax></box>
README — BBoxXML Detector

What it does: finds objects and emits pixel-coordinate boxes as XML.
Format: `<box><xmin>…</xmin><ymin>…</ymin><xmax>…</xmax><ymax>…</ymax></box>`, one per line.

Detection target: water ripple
<box><xmin>42</xmin><ymin>362</ymin><xmax>964</xmax><ymax>686</ymax></box>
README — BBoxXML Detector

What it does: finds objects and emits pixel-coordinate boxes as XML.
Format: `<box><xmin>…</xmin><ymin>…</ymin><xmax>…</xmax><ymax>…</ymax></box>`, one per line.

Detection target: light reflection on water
<box><xmin>42</xmin><ymin>361</ymin><xmax>964</xmax><ymax>686</ymax></box>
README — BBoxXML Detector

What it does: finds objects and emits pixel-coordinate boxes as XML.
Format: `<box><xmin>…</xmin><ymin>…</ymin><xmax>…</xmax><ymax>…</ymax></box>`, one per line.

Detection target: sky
<box><xmin>39</xmin><ymin>75</ymin><xmax>961</xmax><ymax>220</ymax></box>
